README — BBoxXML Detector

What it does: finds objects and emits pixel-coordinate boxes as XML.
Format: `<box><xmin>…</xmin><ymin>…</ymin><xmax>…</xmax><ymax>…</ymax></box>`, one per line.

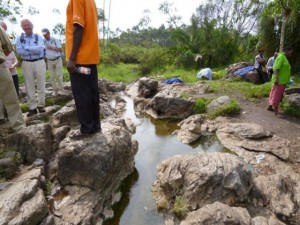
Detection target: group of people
<box><xmin>254</xmin><ymin>49</ymin><xmax>278</xmax><ymax>83</ymax></box>
<box><xmin>0</xmin><ymin>0</ymin><xmax>101</xmax><ymax>134</ymax></box>
<box><xmin>254</xmin><ymin>47</ymin><xmax>294</xmax><ymax>118</ymax></box>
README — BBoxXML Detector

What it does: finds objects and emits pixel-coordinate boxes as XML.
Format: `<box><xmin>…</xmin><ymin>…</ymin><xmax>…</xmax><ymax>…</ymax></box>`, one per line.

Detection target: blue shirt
<box><xmin>44</xmin><ymin>37</ymin><xmax>62</xmax><ymax>60</ymax></box>
<box><xmin>16</xmin><ymin>33</ymin><xmax>45</xmax><ymax>60</ymax></box>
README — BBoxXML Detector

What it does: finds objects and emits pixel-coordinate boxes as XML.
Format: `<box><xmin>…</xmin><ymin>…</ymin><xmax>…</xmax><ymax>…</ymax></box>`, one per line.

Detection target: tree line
<box><xmin>1</xmin><ymin>0</ymin><xmax>299</xmax><ymax>73</ymax></box>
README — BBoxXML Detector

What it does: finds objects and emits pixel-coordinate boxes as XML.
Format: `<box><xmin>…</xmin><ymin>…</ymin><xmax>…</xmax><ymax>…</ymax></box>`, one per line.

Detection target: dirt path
<box><xmin>228</xmin><ymin>95</ymin><xmax>300</xmax><ymax>167</ymax></box>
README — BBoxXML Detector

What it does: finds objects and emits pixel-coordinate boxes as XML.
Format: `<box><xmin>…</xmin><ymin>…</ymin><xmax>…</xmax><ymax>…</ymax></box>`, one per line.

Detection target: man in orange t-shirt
<box><xmin>66</xmin><ymin>0</ymin><xmax>101</xmax><ymax>134</ymax></box>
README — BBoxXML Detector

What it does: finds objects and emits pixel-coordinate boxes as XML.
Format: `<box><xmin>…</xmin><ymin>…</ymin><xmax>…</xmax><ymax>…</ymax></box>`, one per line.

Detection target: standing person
<box><xmin>267</xmin><ymin>47</ymin><xmax>294</xmax><ymax>118</ymax></box>
<box><xmin>0</xmin><ymin>21</ymin><xmax>19</xmax><ymax>124</ymax></box>
<box><xmin>66</xmin><ymin>0</ymin><xmax>101</xmax><ymax>134</ymax></box>
<box><xmin>254</xmin><ymin>49</ymin><xmax>269</xmax><ymax>83</ymax></box>
<box><xmin>0</xmin><ymin>21</ymin><xmax>19</xmax><ymax>96</ymax></box>
<box><xmin>266</xmin><ymin>52</ymin><xmax>278</xmax><ymax>80</ymax></box>
<box><xmin>16</xmin><ymin>19</ymin><xmax>46</xmax><ymax>117</ymax></box>
<box><xmin>42</xmin><ymin>28</ymin><xmax>65</xmax><ymax>96</ymax></box>
<box><xmin>0</xmin><ymin>21</ymin><xmax>25</xmax><ymax>131</ymax></box>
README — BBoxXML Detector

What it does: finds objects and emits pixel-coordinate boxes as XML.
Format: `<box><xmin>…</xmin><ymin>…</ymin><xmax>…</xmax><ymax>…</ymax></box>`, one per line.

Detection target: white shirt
<box><xmin>254</xmin><ymin>54</ymin><xmax>266</xmax><ymax>69</ymax></box>
<box><xmin>44</xmin><ymin>37</ymin><xmax>62</xmax><ymax>60</ymax></box>
<box><xmin>267</xmin><ymin>56</ymin><xmax>275</xmax><ymax>70</ymax></box>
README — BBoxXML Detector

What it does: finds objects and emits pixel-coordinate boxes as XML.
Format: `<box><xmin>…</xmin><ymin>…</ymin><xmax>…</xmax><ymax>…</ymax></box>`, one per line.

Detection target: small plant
<box><xmin>156</xmin><ymin>198</ymin><xmax>169</xmax><ymax>210</ymax></box>
<box><xmin>180</xmin><ymin>92</ymin><xmax>192</xmax><ymax>98</ymax></box>
<box><xmin>281</xmin><ymin>99</ymin><xmax>300</xmax><ymax>118</ymax></box>
<box><xmin>194</xmin><ymin>98</ymin><xmax>209</xmax><ymax>114</ymax></box>
<box><xmin>208</xmin><ymin>98</ymin><xmax>240</xmax><ymax>119</ymax></box>
<box><xmin>20</xmin><ymin>103</ymin><xmax>29</xmax><ymax>113</ymax></box>
<box><xmin>46</xmin><ymin>180</ymin><xmax>52</xmax><ymax>196</ymax></box>
<box><xmin>173</xmin><ymin>196</ymin><xmax>189</xmax><ymax>218</ymax></box>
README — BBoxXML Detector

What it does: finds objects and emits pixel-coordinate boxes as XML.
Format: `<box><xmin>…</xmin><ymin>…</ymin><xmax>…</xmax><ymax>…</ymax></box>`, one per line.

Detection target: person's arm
<box><xmin>46</xmin><ymin>38</ymin><xmax>62</xmax><ymax>52</ymax></box>
<box><xmin>67</xmin><ymin>23</ymin><xmax>83</xmax><ymax>73</ymax></box>
<box><xmin>15</xmin><ymin>36</ymin><xmax>30</xmax><ymax>56</ymax></box>
<box><xmin>266</xmin><ymin>58</ymin><xmax>272</xmax><ymax>69</ymax></box>
<box><xmin>25</xmin><ymin>35</ymin><xmax>45</xmax><ymax>55</ymax></box>
<box><xmin>12</xmin><ymin>51</ymin><xmax>18</xmax><ymax>68</ymax></box>
<box><xmin>274</xmin><ymin>69</ymin><xmax>279</xmax><ymax>85</ymax></box>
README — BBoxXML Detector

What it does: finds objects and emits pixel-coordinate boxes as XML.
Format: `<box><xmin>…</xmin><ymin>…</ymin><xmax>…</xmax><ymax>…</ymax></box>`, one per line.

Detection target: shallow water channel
<box><xmin>104</xmin><ymin>94</ymin><xmax>224</xmax><ymax>225</ymax></box>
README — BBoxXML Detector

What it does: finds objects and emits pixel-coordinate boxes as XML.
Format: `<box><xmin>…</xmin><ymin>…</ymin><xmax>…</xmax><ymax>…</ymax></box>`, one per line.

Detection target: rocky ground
<box><xmin>0</xmin><ymin>79</ymin><xmax>299</xmax><ymax>225</ymax></box>
<box><xmin>230</xmin><ymin>95</ymin><xmax>300</xmax><ymax>167</ymax></box>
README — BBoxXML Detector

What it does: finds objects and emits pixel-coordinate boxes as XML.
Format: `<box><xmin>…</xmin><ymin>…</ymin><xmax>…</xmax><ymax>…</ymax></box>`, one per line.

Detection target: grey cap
<box><xmin>41</xmin><ymin>28</ymin><xmax>50</xmax><ymax>35</ymax></box>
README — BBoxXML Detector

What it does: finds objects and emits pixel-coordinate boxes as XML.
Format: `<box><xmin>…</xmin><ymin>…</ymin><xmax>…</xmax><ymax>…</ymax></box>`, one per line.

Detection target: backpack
<box><xmin>21</xmin><ymin>33</ymin><xmax>45</xmax><ymax>57</ymax></box>
<box><xmin>20</xmin><ymin>32</ymin><xmax>39</xmax><ymax>44</ymax></box>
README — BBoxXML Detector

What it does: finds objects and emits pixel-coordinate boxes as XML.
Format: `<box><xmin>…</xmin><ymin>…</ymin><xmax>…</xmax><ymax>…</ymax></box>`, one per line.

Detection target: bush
<box><xmin>194</xmin><ymin>98</ymin><xmax>209</xmax><ymax>114</ymax></box>
<box><xmin>138</xmin><ymin>47</ymin><xmax>167</xmax><ymax>75</ymax></box>
<box><xmin>176</xmin><ymin>50</ymin><xmax>195</xmax><ymax>70</ymax></box>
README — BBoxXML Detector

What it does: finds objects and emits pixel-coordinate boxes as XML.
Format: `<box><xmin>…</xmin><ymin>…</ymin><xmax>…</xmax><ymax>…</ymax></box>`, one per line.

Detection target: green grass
<box><xmin>281</xmin><ymin>98</ymin><xmax>300</xmax><ymax>117</ymax></box>
<box><xmin>194</xmin><ymin>98</ymin><xmax>210</xmax><ymax>114</ymax></box>
<box><xmin>173</xmin><ymin>196</ymin><xmax>189</xmax><ymax>218</ymax></box>
<box><xmin>16</xmin><ymin>64</ymin><xmax>300</xmax><ymax>103</ymax></box>
<box><xmin>98</xmin><ymin>63</ymin><xmax>140</xmax><ymax>83</ymax></box>
<box><xmin>208</xmin><ymin>98</ymin><xmax>241</xmax><ymax>119</ymax></box>
<box><xmin>208</xmin><ymin>80</ymin><xmax>272</xmax><ymax>99</ymax></box>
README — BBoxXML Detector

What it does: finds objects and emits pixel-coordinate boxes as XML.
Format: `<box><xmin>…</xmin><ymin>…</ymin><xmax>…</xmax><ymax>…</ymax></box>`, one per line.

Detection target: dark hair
<box><xmin>283</xmin><ymin>46</ymin><xmax>293</xmax><ymax>52</ymax></box>
<box><xmin>258</xmin><ymin>49</ymin><xmax>264</xmax><ymax>53</ymax></box>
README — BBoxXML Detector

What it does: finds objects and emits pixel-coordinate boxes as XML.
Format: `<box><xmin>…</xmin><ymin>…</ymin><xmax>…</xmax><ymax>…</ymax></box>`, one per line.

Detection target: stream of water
<box><xmin>104</xmin><ymin>94</ymin><xmax>224</xmax><ymax>225</ymax></box>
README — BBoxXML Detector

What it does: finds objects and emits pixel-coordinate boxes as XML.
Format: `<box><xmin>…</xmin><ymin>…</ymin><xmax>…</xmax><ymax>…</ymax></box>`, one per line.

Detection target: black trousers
<box><xmin>70</xmin><ymin>65</ymin><xmax>100</xmax><ymax>133</ymax></box>
<box><xmin>12</xmin><ymin>74</ymin><xmax>19</xmax><ymax>97</ymax></box>
<box><xmin>256</xmin><ymin>66</ymin><xmax>269</xmax><ymax>83</ymax></box>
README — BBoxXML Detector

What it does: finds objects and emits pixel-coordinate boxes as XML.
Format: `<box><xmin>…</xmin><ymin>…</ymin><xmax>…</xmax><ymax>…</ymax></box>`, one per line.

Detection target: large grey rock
<box><xmin>51</xmin><ymin>103</ymin><xmax>77</xmax><ymax>128</ymax></box>
<box><xmin>175</xmin><ymin>114</ymin><xmax>205</xmax><ymax>144</ymax></box>
<box><xmin>52</xmin><ymin>186</ymin><xmax>104</xmax><ymax>225</ymax></box>
<box><xmin>145</xmin><ymin>92</ymin><xmax>195</xmax><ymax>119</ymax></box>
<box><xmin>285</xmin><ymin>93</ymin><xmax>300</xmax><ymax>109</ymax></box>
<box><xmin>138</xmin><ymin>77</ymin><xmax>159</xmax><ymax>98</ymax></box>
<box><xmin>180</xmin><ymin>202</ymin><xmax>251</xmax><ymax>225</ymax></box>
<box><xmin>5</xmin><ymin>123</ymin><xmax>53</xmax><ymax>163</ymax></box>
<box><xmin>57</xmin><ymin>118</ymin><xmax>138</xmax><ymax>190</ymax></box>
<box><xmin>216</xmin><ymin>122</ymin><xmax>290</xmax><ymax>160</ymax></box>
<box><xmin>0</xmin><ymin>168</ymin><xmax>48</xmax><ymax>225</ymax></box>
<box><xmin>105</xmin><ymin>81</ymin><xmax>126</xmax><ymax>92</ymax></box>
<box><xmin>207</xmin><ymin>95</ymin><xmax>231</xmax><ymax>113</ymax></box>
<box><xmin>152</xmin><ymin>152</ymin><xmax>254</xmax><ymax>211</ymax></box>
<box><xmin>251</xmin><ymin>214</ymin><xmax>286</xmax><ymax>225</ymax></box>
<box><xmin>285</xmin><ymin>87</ymin><xmax>300</xmax><ymax>95</ymax></box>
<box><xmin>254</xmin><ymin>173</ymin><xmax>300</xmax><ymax>218</ymax></box>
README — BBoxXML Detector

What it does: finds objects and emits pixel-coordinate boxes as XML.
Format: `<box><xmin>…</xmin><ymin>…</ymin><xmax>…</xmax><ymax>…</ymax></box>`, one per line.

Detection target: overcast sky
<box><xmin>5</xmin><ymin>0</ymin><xmax>206</xmax><ymax>38</ymax></box>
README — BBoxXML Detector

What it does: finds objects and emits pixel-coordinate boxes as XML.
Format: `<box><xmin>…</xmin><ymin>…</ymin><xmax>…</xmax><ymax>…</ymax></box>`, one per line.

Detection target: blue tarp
<box><xmin>162</xmin><ymin>78</ymin><xmax>184</xmax><ymax>84</ymax></box>
<box><xmin>234</xmin><ymin>66</ymin><xmax>255</xmax><ymax>77</ymax></box>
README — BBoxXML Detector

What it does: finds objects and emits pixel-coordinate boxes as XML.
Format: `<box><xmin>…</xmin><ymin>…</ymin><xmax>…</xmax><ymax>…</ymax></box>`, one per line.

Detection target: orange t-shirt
<box><xmin>66</xmin><ymin>0</ymin><xmax>100</xmax><ymax>64</ymax></box>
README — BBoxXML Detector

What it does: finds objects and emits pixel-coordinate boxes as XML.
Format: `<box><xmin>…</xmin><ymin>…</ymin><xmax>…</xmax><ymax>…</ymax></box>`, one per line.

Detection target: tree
<box><xmin>0</xmin><ymin>0</ymin><xmax>22</xmax><ymax>20</ymax></box>
<box><xmin>266</xmin><ymin>0</ymin><xmax>300</xmax><ymax>51</ymax></box>
<box><xmin>158</xmin><ymin>1</ymin><xmax>182</xmax><ymax>28</ymax></box>
<box><xmin>193</xmin><ymin>0</ymin><xmax>264</xmax><ymax>36</ymax></box>
<box><xmin>53</xmin><ymin>23</ymin><xmax>65</xmax><ymax>42</ymax></box>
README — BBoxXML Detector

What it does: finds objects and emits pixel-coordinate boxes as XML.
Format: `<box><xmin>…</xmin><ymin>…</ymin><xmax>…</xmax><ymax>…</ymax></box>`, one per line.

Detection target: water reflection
<box><xmin>104</xmin><ymin>168</ymin><xmax>139</xmax><ymax>225</ymax></box>
<box><xmin>104</xmin><ymin>94</ymin><xmax>224</xmax><ymax>225</ymax></box>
